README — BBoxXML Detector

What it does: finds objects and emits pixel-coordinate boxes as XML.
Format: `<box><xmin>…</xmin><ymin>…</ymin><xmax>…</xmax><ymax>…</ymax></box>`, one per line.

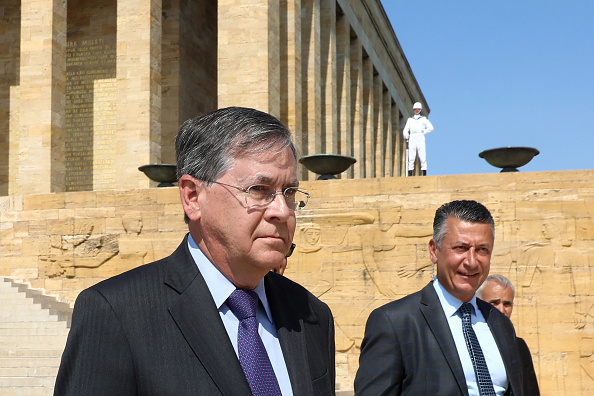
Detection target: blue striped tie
<box><xmin>227</xmin><ymin>289</ymin><xmax>282</xmax><ymax>396</ymax></box>
<box><xmin>459</xmin><ymin>303</ymin><xmax>497</xmax><ymax>396</ymax></box>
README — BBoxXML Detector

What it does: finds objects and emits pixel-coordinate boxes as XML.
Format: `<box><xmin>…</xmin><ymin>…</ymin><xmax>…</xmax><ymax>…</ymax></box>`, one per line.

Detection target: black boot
<box><xmin>408</xmin><ymin>170</ymin><xmax>413</xmax><ymax>177</ymax></box>
<box><xmin>422</xmin><ymin>170</ymin><xmax>427</xmax><ymax>176</ymax></box>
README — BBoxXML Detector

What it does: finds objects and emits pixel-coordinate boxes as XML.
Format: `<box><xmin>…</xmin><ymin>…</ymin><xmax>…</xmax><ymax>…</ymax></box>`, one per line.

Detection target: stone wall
<box><xmin>1</xmin><ymin>169</ymin><xmax>593</xmax><ymax>394</ymax></box>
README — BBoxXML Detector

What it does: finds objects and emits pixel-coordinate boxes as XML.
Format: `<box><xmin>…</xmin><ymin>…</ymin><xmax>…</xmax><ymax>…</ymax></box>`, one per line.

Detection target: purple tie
<box><xmin>226</xmin><ymin>289</ymin><xmax>282</xmax><ymax>396</ymax></box>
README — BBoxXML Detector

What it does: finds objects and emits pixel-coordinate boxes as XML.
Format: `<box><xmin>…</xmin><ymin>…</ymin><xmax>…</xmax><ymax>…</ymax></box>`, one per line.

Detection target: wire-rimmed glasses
<box><xmin>209</xmin><ymin>181</ymin><xmax>310</xmax><ymax>211</ymax></box>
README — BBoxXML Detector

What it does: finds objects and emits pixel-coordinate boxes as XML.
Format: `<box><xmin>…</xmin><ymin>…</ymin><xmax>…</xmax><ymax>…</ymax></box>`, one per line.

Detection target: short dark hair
<box><xmin>432</xmin><ymin>200</ymin><xmax>494</xmax><ymax>248</ymax></box>
<box><xmin>175</xmin><ymin>106</ymin><xmax>296</xmax><ymax>182</ymax></box>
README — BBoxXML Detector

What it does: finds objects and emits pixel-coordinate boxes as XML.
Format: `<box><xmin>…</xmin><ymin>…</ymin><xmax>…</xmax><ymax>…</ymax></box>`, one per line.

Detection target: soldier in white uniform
<box><xmin>403</xmin><ymin>102</ymin><xmax>434</xmax><ymax>176</ymax></box>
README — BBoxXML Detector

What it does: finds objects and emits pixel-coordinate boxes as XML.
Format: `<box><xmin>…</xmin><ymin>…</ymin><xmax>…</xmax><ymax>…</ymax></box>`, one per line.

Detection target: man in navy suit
<box><xmin>55</xmin><ymin>107</ymin><xmax>335</xmax><ymax>395</ymax></box>
<box><xmin>354</xmin><ymin>200</ymin><xmax>524</xmax><ymax>395</ymax></box>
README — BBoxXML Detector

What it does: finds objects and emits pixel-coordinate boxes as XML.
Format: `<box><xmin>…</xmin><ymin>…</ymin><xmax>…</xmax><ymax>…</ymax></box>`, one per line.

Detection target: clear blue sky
<box><xmin>381</xmin><ymin>1</ymin><xmax>593</xmax><ymax>175</ymax></box>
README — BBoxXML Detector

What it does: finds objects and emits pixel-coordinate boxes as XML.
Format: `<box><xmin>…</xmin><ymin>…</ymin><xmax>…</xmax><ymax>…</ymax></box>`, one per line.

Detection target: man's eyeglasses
<box><xmin>209</xmin><ymin>181</ymin><xmax>310</xmax><ymax>211</ymax></box>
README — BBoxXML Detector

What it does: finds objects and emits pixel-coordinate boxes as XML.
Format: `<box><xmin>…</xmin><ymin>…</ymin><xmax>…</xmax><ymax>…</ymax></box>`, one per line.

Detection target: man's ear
<box><xmin>179</xmin><ymin>175</ymin><xmax>202</xmax><ymax>222</ymax></box>
<box><xmin>428</xmin><ymin>239</ymin><xmax>438</xmax><ymax>264</ymax></box>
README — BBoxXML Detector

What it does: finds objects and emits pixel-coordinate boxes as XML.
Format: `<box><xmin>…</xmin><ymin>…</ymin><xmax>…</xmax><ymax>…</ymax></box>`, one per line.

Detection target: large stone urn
<box><xmin>299</xmin><ymin>154</ymin><xmax>357</xmax><ymax>180</ymax></box>
<box><xmin>138</xmin><ymin>164</ymin><xmax>177</xmax><ymax>186</ymax></box>
<box><xmin>478</xmin><ymin>147</ymin><xmax>539</xmax><ymax>172</ymax></box>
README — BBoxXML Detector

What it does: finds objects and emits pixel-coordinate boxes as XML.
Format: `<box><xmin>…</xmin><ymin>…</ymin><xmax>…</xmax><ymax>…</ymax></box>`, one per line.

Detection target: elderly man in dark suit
<box><xmin>477</xmin><ymin>274</ymin><xmax>540</xmax><ymax>396</ymax></box>
<box><xmin>354</xmin><ymin>200</ymin><xmax>524</xmax><ymax>395</ymax></box>
<box><xmin>55</xmin><ymin>107</ymin><xmax>335</xmax><ymax>395</ymax></box>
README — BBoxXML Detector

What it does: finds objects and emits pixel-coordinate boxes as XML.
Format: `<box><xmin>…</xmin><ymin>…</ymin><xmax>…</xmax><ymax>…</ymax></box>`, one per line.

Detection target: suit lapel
<box><xmin>164</xmin><ymin>237</ymin><xmax>252</xmax><ymax>396</ymax></box>
<box><xmin>265</xmin><ymin>274</ymin><xmax>313</xmax><ymax>396</ymax></box>
<box><xmin>419</xmin><ymin>283</ymin><xmax>469</xmax><ymax>396</ymax></box>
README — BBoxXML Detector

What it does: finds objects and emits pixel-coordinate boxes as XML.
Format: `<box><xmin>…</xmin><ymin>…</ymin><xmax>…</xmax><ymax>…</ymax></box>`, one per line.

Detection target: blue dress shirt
<box><xmin>433</xmin><ymin>279</ymin><xmax>508</xmax><ymax>396</ymax></box>
<box><xmin>188</xmin><ymin>235</ymin><xmax>293</xmax><ymax>395</ymax></box>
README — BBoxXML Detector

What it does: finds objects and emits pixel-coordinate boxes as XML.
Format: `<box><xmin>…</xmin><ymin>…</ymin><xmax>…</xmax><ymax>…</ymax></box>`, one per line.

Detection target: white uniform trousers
<box><xmin>408</xmin><ymin>133</ymin><xmax>427</xmax><ymax>171</ymax></box>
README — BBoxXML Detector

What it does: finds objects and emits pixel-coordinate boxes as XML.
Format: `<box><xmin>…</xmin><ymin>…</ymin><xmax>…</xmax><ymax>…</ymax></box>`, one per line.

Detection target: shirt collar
<box><xmin>187</xmin><ymin>234</ymin><xmax>274</xmax><ymax>323</ymax></box>
<box><xmin>433</xmin><ymin>278</ymin><xmax>479</xmax><ymax>317</ymax></box>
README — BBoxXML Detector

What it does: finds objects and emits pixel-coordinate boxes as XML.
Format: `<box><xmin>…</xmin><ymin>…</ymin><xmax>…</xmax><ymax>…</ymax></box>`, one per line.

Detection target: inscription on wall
<box><xmin>65</xmin><ymin>38</ymin><xmax>116</xmax><ymax>191</ymax></box>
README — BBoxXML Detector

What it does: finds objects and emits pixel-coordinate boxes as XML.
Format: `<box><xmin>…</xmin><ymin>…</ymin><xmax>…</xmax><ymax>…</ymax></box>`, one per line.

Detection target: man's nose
<box><xmin>464</xmin><ymin>249</ymin><xmax>478</xmax><ymax>266</ymax></box>
<box><xmin>265</xmin><ymin>192</ymin><xmax>292</xmax><ymax>220</ymax></box>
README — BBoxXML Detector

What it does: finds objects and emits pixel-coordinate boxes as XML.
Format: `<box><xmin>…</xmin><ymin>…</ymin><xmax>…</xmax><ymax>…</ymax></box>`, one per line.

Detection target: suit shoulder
<box><xmin>267</xmin><ymin>272</ymin><xmax>323</xmax><ymax>300</ymax></box>
<box><xmin>89</xmin><ymin>257</ymin><xmax>167</xmax><ymax>294</ymax></box>
<box><xmin>87</xmin><ymin>238</ymin><xmax>192</xmax><ymax>297</ymax></box>
<box><xmin>369</xmin><ymin>289</ymin><xmax>424</xmax><ymax>318</ymax></box>
<box><xmin>266</xmin><ymin>272</ymin><xmax>332</xmax><ymax>314</ymax></box>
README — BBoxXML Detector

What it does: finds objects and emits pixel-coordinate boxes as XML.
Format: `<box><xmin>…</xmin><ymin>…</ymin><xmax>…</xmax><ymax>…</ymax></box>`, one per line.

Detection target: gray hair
<box><xmin>175</xmin><ymin>106</ymin><xmax>296</xmax><ymax>182</ymax></box>
<box><xmin>432</xmin><ymin>200</ymin><xmax>495</xmax><ymax>248</ymax></box>
<box><xmin>476</xmin><ymin>274</ymin><xmax>516</xmax><ymax>299</ymax></box>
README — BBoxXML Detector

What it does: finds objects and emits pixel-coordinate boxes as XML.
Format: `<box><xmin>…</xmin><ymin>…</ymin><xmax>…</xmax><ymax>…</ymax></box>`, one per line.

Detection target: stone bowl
<box><xmin>478</xmin><ymin>147</ymin><xmax>540</xmax><ymax>172</ymax></box>
<box><xmin>138</xmin><ymin>164</ymin><xmax>177</xmax><ymax>186</ymax></box>
<box><xmin>299</xmin><ymin>154</ymin><xmax>357</xmax><ymax>180</ymax></box>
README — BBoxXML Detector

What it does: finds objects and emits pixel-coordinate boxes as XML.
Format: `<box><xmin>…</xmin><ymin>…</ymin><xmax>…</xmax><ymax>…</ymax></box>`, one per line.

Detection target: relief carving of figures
<box><xmin>42</xmin><ymin>218</ymin><xmax>128</xmax><ymax>278</ymax></box>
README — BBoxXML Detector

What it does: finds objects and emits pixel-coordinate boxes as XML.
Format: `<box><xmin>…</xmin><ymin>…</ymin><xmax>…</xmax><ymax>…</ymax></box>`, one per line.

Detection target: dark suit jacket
<box><xmin>54</xmin><ymin>235</ymin><xmax>335</xmax><ymax>395</ymax></box>
<box><xmin>517</xmin><ymin>337</ymin><xmax>540</xmax><ymax>396</ymax></box>
<box><xmin>354</xmin><ymin>282</ymin><xmax>524</xmax><ymax>396</ymax></box>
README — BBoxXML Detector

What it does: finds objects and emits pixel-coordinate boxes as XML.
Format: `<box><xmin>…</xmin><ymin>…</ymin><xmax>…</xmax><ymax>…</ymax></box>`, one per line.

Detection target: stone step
<box><xmin>0</xmin><ymin>298</ymin><xmax>46</xmax><ymax>306</ymax></box>
<box><xmin>0</xmin><ymin>278</ymin><xmax>72</xmax><ymax>326</ymax></box>
<box><xmin>0</xmin><ymin>366</ymin><xmax>58</xmax><ymax>378</ymax></box>
<box><xmin>0</xmin><ymin>321</ymin><xmax>66</xmax><ymax>329</ymax></box>
<box><xmin>0</xmin><ymin>376</ymin><xmax>57</xmax><ymax>388</ymax></box>
<box><xmin>0</xmin><ymin>278</ymin><xmax>70</xmax><ymax>395</ymax></box>
<box><xmin>0</xmin><ymin>335</ymin><xmax>68</xmax><ymax>349</ymax></box>
<box><xmin>0</xmin><ymin>350</ymin><xmax>63</xmax><ymax>358</ymax></box>
<box><xmin>0</xmin><ymin>306</ymin><xmax>58</xmax><ymax>317</ymax></box>
<box><xmin>0</xmin><ymin>282</ymin><xmax>20</xmax><ymax>291</ymax></box>
<box><xmin>0</xmin><ymin>358</ymin><xmax>60</xmax><ymax>368</ymax></box>
<box><xmin>0</xmin><ymin>292</ymin><xmax>40</xmax><ymax>304</ymax></box>
<box><xmin>0</xmin><ymin>327</ymin><xmax>69</xmax><ymax>336</ymax></box>
<box><xmin>0</xmin><ymin>316</ymin><xmax>59</xmax><ymax>323</ymax></box>
<box><xmin>0</xmin><ymin>316</ymin><xmax>59</xmax><ymax>324</ymax></box>
<box><xmin>0</xmin><ymin>387</ymin><xmax>53</xmax><ymax>396</ymax></box>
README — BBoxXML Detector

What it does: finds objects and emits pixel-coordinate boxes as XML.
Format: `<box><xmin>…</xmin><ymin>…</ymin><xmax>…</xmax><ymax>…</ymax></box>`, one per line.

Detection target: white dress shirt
<box><xmin>187</xmin><ymin>235</ymin><xmax>293</xmax><ymax>395</ymax></box>
<box><xmin>433</xmin><ymin>279</ymin><xmax>508</xmax><ymax>396</ymax></box>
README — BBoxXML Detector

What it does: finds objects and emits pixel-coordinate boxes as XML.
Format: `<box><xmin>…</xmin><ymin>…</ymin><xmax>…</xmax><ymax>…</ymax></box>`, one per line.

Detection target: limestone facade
<box><xmin>1</xmin><ymin>170</ymin><xmax>593</xmax><ymax>394</ymax></box>
<box><xmin>2</xmin><ymin>0</ymin><xmax>593</xmax><ymax>394</ymax></box>
<box><xmin>0</xmin><ymin>0</ymin><xmax>425</xmax><ymax>197</ymax></box>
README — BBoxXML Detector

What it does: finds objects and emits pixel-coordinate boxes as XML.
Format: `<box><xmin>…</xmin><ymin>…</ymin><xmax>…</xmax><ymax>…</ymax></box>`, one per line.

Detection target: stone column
<box><xmin>350</xmin><ymin>36</ymin><xmax>363</xmax><ymax>179</ymax></box>
<box><xmin>17</xmin><ymin>0</ymin><xmax>67</xmax><ymax>194</ymax></box>
<box><xmin>218</xmin><ymin>0</ymin><xmax>280</xmax><ymax>117</ymax></box>
<box><xmin>0</xmin><ymin>3</ymin><xmax>21</xmax><ymax>195</ymax></box>
<box><xmin>301</xmin><ymin>0</ymin><xmax>321</xmax><ymax>180</ymax></box>
<box><xmin>280</xmin><ymin>0</ymin><xmax>303</xmax><ymax>165</ymax></box>
<box><xmin>373</xmin><ymin>75</ymin><xmax>383</xmax><ymax>178</ymax></box>
<box><xmin>362</xmin><ymin>55</ymin><xmax>373</xmax><ymax>178</ymax></box>
<box><xmin>320</xmin><ymin>0</ymin><xmax>337</xmax><ymax>156</ymax></box>
<box><xmin>336</xmin><ymin>9</ymin><xmax>352</xmax><ymax>176</ymax></box>
<box><xmin>399</xmin><ymin>110</ymin><xmax>406</xmax><ymax>176</ymax></box>
<box><xmin>115</xmin><ymin>0</ymin><xmax>162</xmax><ymax>188</ymax></box>
<box><xmin>161</xmin><ymin>0</ymin><xmax>180</xmax><ymax>165</ymax></box>
<box><xmin>383</xmin><ymin>94</ymin><xmax>393</xmax><ymax>177</ymax></box>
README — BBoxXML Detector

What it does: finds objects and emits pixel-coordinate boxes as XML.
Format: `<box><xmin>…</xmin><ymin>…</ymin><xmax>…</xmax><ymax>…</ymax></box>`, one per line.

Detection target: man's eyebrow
<box><xmin>252</xmin><ymin>175</ymin><xmax>274</xmax><ymax>184</ymax></box>
<box><xmin>251</xmin><ymin>175</ymin><xmax>300</xmax><ymax>187</ymax></box>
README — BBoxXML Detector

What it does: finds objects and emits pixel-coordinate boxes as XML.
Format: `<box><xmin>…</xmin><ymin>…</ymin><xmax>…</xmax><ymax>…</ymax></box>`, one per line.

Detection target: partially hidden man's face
<box><xmin>480</xmin><ymin>282</ymin><xmax>514</xmax><ymax>318</ymax></box>
<box><xmin>196</xmin><ymin>145</ymin><xmax>298</xmax><ymax>288</ymax></box>
<box><xmin>429</xmin><ymin>217</ymin><xmax>494</xmax><ymax>303</ymax></box>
